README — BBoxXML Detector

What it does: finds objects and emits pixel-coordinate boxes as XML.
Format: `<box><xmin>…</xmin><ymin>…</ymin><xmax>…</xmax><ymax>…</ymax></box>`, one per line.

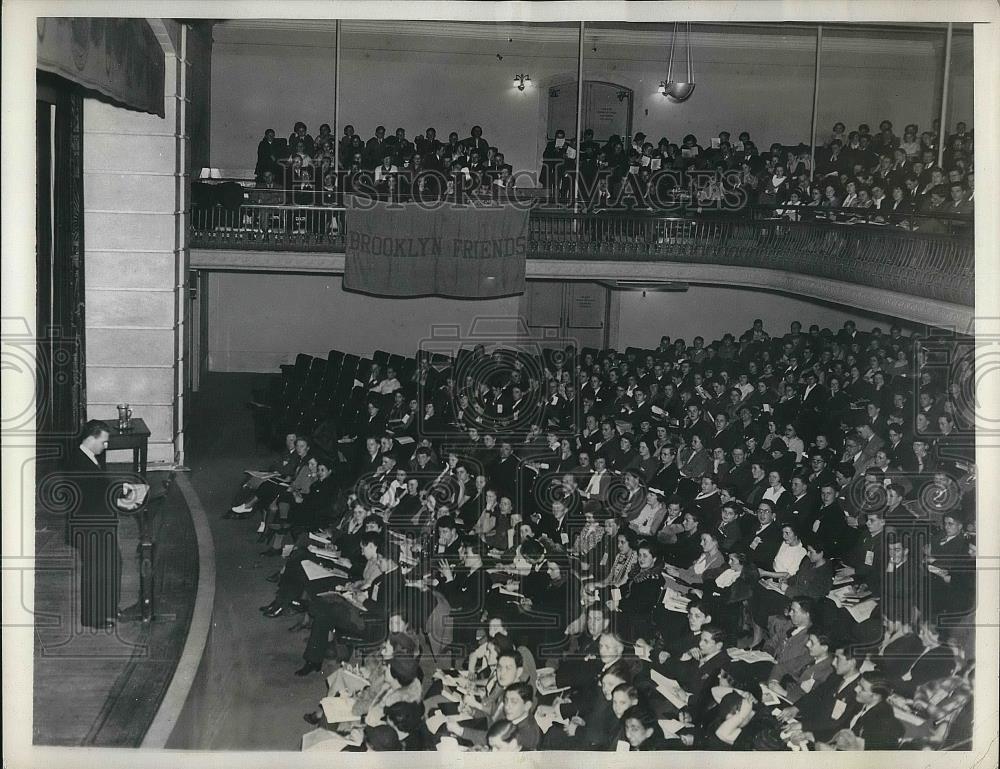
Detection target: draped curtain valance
<box><xmin>37</xmin><ymin>18</ymin><xmax>165</xmax><ymax>117</ymax></box>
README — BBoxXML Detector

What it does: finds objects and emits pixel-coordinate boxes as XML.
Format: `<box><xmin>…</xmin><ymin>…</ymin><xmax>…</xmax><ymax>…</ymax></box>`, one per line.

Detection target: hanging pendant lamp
<box><xmin>659</xmin><ymin>22</ymin><xmax>696</xmax><ymax>102</ymax></box>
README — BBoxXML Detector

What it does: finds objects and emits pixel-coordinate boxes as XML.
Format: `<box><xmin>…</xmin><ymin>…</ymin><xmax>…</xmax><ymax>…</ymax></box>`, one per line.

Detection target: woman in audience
<box><xmin>232</xmin><ymin>275</ymin><xmax>976</xmax><ymax>752</ymax></box>
<box><xmin>677</xmin><ymin>433</ymin><xmax>710</xmax><ymax>485</ymax></box>
<box><xmin>664</xmin><ymin>529</ymin><xmax>726</xmax><ymax>588</ymax></box>
<box><xmin>614</xmin><ymin>436</ymin><xmax>640</xmax><ymax>473</ymax></box>
<box><xmin>761</xmin><ymin>469</ymin><xmax>791</xmax><ymax>514</ymax></box>
<box><xmin>636</xmin><ymin>440</ymin><xmax>659</xmax><ymax>484</ymax></box>
<box><xmin>699</xmin><ymin>551</ymin><xmax>756</xmax><ymax>642</ymax></box>
<box><xmin>616</xmin><ymin>540</ymin><xmax>665</xmax><ymax>640</ymax></box>
<box><xmin>750</xmin><ymin>523</ymin><xmax>810</xmax><ymax>629</ymax></box>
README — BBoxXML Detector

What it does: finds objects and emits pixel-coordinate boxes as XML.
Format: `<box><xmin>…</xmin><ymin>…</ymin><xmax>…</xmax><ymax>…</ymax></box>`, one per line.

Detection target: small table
<box><xmin>106</xmin><ymin>418</ymin><xmax>151</xmax><ymax>475</ymax></box>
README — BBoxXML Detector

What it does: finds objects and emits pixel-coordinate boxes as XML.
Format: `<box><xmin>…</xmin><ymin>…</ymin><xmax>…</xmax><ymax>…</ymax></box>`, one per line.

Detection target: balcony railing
<box><xmin>189</xmin><ymin>199</ymin><xmax>974</xmax><ymax>306</ymax></box>
<box><xmin>528</xmin><ymin>209</ymin><xmax>974</xmax><ymax>306</ymax></box>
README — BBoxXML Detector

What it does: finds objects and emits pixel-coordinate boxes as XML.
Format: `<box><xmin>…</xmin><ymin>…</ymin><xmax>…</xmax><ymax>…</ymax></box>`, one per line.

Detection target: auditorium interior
<box><xmin>12</xmin><ymin>10</ymin><xmax>996</xmax><ymax>759</ymax></box>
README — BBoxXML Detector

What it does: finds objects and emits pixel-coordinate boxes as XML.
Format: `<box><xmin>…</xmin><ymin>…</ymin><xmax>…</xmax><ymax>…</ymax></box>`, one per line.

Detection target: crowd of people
<box><xmin>225</xmin><ymin>316</ymin><xmax>976</xmax><ymax>752</ymax></box>
<box><xmin>247</xmin><ymin>118</ymin><xmax>974</xmax><ymax>232</ymax></box>
<box><xmin>252</xmin><ymin>122</ymin><xmax>515</xmax><ymax>202</ymax></box>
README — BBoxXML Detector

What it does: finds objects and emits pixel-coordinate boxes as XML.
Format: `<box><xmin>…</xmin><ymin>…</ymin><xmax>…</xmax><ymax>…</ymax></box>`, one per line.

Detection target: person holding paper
<box><xmin>657</xmin><ymin>625</ymin><xmax>732</xmax><ymax>721</ymax></box>
<box><xmin>664</xmin><ymin>530</ymin><xmax>726</xmax><ymax>589</ymax></box>
<box><xmin>230</xmin><ymin>433</ymin><xmax>307</xmax><ymax>518</ymax></box>
<box><xmin>541</xmin><ymin>130</ymin><xmax>568</xmax><ymax>193</ymax></box>
<box><xmin>65</xmin><ymin>419</ymin><xmax>136</xmax><ymax>629</ymax></box>
<box><xmin>814</xmin><ymin>674</ymin><xmax>904</xmax><ymax>750</ymax></box>
<box><xmin>296</xmin><ymin>532</ymin><xmax>399</xmax><ymax>675</ymax></box>
<box><xmin>449</xmin><ymin>682</ymin><xmax>540</xmax><ymax>750</ymax></box>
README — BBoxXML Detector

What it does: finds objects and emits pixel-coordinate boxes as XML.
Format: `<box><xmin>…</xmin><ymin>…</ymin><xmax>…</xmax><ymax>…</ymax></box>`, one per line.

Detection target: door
<box><xmin>547</xmin><ymin>80</ymin><xmax>633</xmax><ymax>142</ymax></box>
<box><xmin>525</xmin><ymin>280</ymin><xmax>608</xmax><ymax>352</ymax></box>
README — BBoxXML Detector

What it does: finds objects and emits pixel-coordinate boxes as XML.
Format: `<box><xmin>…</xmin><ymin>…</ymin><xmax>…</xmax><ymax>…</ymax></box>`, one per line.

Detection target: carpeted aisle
<box><xmin>180</xmin><ymin>372</ymin><xmax>329</xmax><ymax>750</ymax></box>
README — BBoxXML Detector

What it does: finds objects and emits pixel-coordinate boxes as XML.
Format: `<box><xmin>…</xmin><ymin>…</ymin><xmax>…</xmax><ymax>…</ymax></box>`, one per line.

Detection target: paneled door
<box><xmin>524</xmin><ymin>280</ymin><xmax>608</xmax><ymax>353</ymax></box>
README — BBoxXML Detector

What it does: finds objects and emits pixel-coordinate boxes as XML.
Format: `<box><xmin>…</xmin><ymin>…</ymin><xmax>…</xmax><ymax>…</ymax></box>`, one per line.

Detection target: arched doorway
<box><xmin>546</xmin><ymin>80</ymin><xmax>633</xmax><ymax>142</ymax></box>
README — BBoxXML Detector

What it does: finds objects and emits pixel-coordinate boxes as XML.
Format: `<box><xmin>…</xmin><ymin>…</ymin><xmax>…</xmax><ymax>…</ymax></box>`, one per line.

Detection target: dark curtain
<box><xmin>37</xmin><ymin>73</ymin><xmax>87</xmax><ymax>472</ymax></box>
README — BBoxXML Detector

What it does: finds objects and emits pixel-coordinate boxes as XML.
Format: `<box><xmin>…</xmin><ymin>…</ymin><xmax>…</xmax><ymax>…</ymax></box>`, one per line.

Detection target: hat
<box><xmin>364</xmin><ymin>724</ymin><xmax>401</xmax><ymax>751</ymax></box>
<box><xmin>769</xmin><ymin>438</ymin><xmax>788</xmax><ymax>453</ymax></box>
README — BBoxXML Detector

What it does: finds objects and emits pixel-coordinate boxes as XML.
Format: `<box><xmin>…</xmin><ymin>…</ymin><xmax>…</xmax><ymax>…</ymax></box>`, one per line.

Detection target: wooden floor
<box><xmin>32</xmin><ymin>468</ymin><xmax>198</xmax><ymax>747</ymax></box>
<box><xmin>166</xmin><ymin>372</ymin><xmax>327</xmax><ymax>750</ymax></box>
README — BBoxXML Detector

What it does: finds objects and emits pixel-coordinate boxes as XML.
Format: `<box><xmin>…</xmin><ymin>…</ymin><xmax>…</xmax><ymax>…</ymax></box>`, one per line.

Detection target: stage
<box><xmin>32</xmin><ymin>469</ymin><xmax>198</xmax><ymax>746</ymax></box>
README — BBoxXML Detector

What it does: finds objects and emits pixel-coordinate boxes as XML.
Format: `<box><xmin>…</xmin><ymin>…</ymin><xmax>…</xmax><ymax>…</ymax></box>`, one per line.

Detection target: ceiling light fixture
<box><xmin>660</xmin><ymin>22</ymin><xmax>696</xmax><ymax>102</ymax></box>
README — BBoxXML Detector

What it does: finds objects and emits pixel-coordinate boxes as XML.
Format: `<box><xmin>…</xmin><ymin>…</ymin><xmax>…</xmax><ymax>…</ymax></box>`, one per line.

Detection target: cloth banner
<box><xmin>344</xmin><ymin>203</ymin><xmax>528</xmax><ymax>298</ymax></box>
<box><xmin>37</xmin><ymin>18</ymin><xmax>165</xmax><ymax>117</ymax></box>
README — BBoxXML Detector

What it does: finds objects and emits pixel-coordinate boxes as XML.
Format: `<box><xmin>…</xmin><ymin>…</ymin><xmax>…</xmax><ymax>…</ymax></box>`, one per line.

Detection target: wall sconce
<box><xmin>514</xmin><ymin>73</ymin><xmax>531</xmax><ymax>91</ymax></box>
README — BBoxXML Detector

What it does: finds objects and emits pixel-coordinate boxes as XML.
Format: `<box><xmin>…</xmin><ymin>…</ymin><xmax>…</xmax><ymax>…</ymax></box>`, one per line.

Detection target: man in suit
<box><xmin>364</xmin><ymin>125</ymin><xmax>389</xmax><ymax>169</ymax></box>
<box><xmin>707</xmin><ymin>412</ymin><xmax>740</xmax><ymax>454</ymax></box>
<box><xmin>806</xmin><ymin>451</ymin><xmax>836</xmax><ymax>491</ymax></box>
<box><xmin>782</xmin><ymin>474</ymin><xmax>819</xmax><ymax>527</ymax></box>
<box><xmin>945</xmin><ymin>181</ymin><xmax>973</xmax><ymax>216</ymax></box>
<box><xmin>487</xmin><ymin>441</ymin><xmax>520</xmax><ymax>502</ymax></box>
<box><xmin>842</xmin><ymin>433</ymin><xmax>874</xmax><ymax>478</ymax></box>
<box><xmin>692</xmin><ymin>474</ymin><xmax>723</xmax><ymax>529</ymax></box>
<box><xmin>255</xmin><ymin>128</ymin><xmax>282</xmax><ymax>180</ymax></box>
<box><xmin>780</xmin><ymin>644</ymin><xmax>864</xmax><ymax>742</ymax></box>
<box><xmin>766</xmin><ymin>598</ymin><xmax>816</xmax><ymax>686</ymax></box>
<box><xmin>650</xmin><ymin>446</ymin><xmax>680</xmax><ymax>498</ymax></box>
<box><xmin>616</xmin><ymin>470</ymin><xmax>647</xmax><ymax>522</ymax></box>
<box><xmin>837</xmin><ymin>675</ymin><xmax>904</xmax><ymax>750</ymax></box>
<box><xmin>809</xmin><ymin>483</ymin><xmax>855</xmax><ymax>558</ymax></box>
<box><xmin>770</xmin><ymin>631</ymin><xmax>835</xmax><ymax>703</ymax></box>
<box><xmin>727</xmin><ymin>445</ymin><xmax>754</xmax><ymax>500</ymax></box>
<box><xmin>591</xmin><ymin>421</ymin><xmax>622</xmax><ymax>468</ymax></box>
<box><xmin>798</xmin><ymin>370</ymin><xmax>828</xmax><ymax>440</ymax></box>
<box><xmin>884</xmin><ymin>424</ymin><xmax>916</xmax><ymax>471</ymax></box>
<box><xmin>658</xmin><ymin>624</ymin><xmax>732</xmax><ymax>720</ymax></box>
<box><xmin>858</xmin><ymin>422</ymin><xmax>885</xmax><ymax>462</ymax></box>
<box><xmin>66</xmin><ymin>419</ymin><xmax>130</xmax><ymax>629</ymax></box>
<box><xmin>463</xmin><ymin>125</ymin><xmax>489</xmax><ymax>160</ymax></box>
<box><xmin>746</xmin><ymin>500</ymin><xmax>783</xmax><ymax>570</ymax></box>
<box><xmin>581</xmin><ymin>456</ymin><xmax>614</xmax><ymax>513</ymax></box>
<box><xmin>840</xmin><ymin>510</ymin><xmax>888</xmax><ymax>591</ymax></box>
<box><xmin>835</xmin><ymin>320</ymin><xmax>866</xmax><ymax>349</ymax></box>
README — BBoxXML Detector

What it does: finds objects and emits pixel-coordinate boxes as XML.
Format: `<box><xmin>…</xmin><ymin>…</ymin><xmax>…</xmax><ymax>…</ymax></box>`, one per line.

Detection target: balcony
<box><xmin>189</xmin><ymin>197</ymin><xmax>974</xmax><ymax>328</ymax></box>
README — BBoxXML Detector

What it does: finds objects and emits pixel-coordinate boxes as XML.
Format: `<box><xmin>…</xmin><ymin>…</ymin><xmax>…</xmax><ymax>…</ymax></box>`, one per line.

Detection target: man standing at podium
<box><xmin>66</xmin><ymin>419</ymin><xmax>134</xmax><ymax>629</ymax></box>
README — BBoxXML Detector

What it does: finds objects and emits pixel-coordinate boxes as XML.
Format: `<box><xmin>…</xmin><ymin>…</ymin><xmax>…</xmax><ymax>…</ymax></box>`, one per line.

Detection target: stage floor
<box><xmin>32</xmin><ymin>468</ymin><xmax>197</xmax><ymax>747</ymax></box>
